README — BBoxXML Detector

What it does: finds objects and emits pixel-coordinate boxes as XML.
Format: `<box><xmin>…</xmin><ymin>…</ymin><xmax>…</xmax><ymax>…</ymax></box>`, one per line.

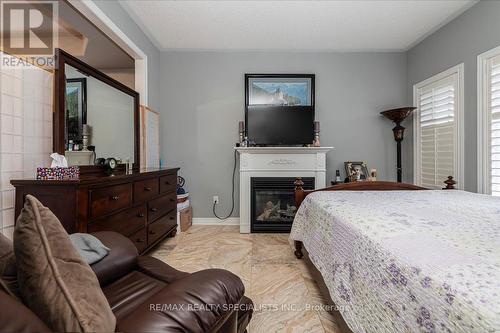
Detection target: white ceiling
<box><xmin>120</xmin><ymin>0</ymin><xmax>475</xmax><ymax>52</ymax></box>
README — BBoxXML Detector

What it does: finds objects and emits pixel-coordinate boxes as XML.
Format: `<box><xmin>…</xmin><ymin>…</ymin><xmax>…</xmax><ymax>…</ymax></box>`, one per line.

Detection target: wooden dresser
<box><xmin>11</xmin><ymin>168</ymin><xmax>179</xmax><ymax>254</ymax></box>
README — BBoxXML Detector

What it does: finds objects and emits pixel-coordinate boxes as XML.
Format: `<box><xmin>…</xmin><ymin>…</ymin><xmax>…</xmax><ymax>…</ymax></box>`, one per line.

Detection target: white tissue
<box><xmin>50</xmin><ymin>153</ymin><xmax>68</xmax><ymax>168</ymax></box>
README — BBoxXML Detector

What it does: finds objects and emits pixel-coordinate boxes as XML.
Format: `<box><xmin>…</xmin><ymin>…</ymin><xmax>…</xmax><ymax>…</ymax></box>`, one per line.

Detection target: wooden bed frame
<box><xmin>293</xmin><ymin>178</ymin><xmax>429</xmax><ymax>259</ymax></box>
<box><xmin>292</xmin><ymin>177</ymin><xmax>454</xmax><ymax>332</ymax></box>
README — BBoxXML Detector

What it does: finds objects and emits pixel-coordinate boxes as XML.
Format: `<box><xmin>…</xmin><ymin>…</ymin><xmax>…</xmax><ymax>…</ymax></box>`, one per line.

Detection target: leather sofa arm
<box><xmin>116</xmin><ymin>269</ymin><xmax>245</xmax><ymax>333</ymax></box>
<box><xmin>90</xmin><ymin>231</ymin><xmax>138</xmax><ymax>286</ymax></box>
<box><xmin>137</xmin><ymin>256</ymin><xmax>189</xmax><ymax>283</ymax></box>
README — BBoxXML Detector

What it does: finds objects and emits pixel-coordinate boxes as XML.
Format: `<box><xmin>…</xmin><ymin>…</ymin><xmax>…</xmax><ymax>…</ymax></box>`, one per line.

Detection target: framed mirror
<box><xmin>54</xmin><ymin>49</ymin><xmax>139</xmax><ymax>171</ymax></box>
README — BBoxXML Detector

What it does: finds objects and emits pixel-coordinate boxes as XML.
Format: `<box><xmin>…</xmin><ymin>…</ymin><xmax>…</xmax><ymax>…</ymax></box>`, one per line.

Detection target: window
<box><xmin>413</xmin><ymin>64</ymin><xmax>464</xmax><ymax>189</ymax></box>
<box><xmin>478</xmin><ymin>46</ymin><xmax>500</xmax><ymax>195</ymax></box>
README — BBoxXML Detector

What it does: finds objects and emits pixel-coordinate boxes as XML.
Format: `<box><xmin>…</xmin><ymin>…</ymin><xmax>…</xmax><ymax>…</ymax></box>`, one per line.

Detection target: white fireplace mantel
<box><xmin>236</xmin><ymin>146</ymin><xmax>333</xmax><ymax>233</ymax></box>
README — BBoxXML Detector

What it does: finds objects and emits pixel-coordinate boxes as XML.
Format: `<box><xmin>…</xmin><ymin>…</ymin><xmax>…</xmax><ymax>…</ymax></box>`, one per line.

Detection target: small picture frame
<box><xmin>344</xmin><ymin>161</ymin><xmax>369</xmax><ymax>181</ymax></box>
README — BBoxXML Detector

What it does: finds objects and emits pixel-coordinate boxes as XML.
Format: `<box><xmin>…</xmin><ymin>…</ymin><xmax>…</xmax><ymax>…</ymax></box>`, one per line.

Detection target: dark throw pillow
<box><xmin>14</xmin><ymin>195</ymin><xmax>116</xmax><ymax>332</ymax></box>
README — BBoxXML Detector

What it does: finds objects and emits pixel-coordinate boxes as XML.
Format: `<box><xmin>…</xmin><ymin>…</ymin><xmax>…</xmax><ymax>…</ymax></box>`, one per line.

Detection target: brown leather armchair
<box><xmin>0</xmin><ymin>231</ymin><xmax>253</xmax><ymax>333</ymax></box>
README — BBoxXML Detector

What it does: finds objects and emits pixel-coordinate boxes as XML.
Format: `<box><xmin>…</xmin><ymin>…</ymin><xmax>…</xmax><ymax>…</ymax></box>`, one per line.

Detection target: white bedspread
<box><xmin>290</xmin><ymin>190</ymin><xmax>500</xmax><ymax>333</ymax></box>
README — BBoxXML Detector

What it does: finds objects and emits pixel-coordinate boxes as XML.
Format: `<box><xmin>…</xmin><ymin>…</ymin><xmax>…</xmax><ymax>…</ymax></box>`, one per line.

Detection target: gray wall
<box><xmin>93</xmin><ymin>0</ymin><xmax>161</xmax><ymax>110</ymax></box>
<box><xmin>405</xmin><ymin>0</ymin><xmax>500</xmax><ymax>191</ymax></box>
<box><xmin>160</xmin><ymin>52</ymin><xmax>407</xmax><ymax>217</ymax></box>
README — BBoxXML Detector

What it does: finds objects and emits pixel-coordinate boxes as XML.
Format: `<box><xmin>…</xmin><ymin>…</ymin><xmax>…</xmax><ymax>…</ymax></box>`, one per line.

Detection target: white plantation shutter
<box><xmin>415</xmin><ymin>71</ymin><xmax>460</xmax><ymax>189</ymax></box>
<box><xmin>488</xmin><ymin>55</ymin><xmax>500</xmax><ymax>195</ymax></box>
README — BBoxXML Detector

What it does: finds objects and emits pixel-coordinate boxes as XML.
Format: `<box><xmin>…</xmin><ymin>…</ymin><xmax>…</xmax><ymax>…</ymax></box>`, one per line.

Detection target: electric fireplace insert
<box><xmin>251</xmin><ymin>177</ymin><xmax>314</xmax><ymax>233</ymax></box>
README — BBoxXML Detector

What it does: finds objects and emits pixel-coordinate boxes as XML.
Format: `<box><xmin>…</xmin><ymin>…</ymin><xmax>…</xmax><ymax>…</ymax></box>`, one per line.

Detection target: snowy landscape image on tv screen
<box><xmin>249</xmin><ymin>80</ymin><xmax>311</xmax><ymax>106</ymax></box>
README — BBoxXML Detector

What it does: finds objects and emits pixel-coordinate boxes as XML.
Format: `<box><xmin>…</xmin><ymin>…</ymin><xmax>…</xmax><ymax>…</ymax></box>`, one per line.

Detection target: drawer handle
<box><xmin>137</xmin><ymin>212</ymin><xmax>145</xmax><ymax>218</ymax></box>
<box><xmin>164</xmin><ymin>181</ymin><xmax>170</xmax><ymax>185</ymax></box>
<box><xmin>111</xmin><ymin>195</ymin><xmax>120</xmax><ymax>201</ymax></box>
<box><xmin>150</xmin><ymin>207</ymin><xmax>158</xmax><ymax>212</ymax></box>
<box><xmin>149</xmin><ymin>230</ymin><xmax>157</xmax><ymax>235</ymax></box>
<box><xmin>169</xmin><ymin>216</ymin><xmax>174</xmax><ymax>220</ymax></box>
<box><xmin>136</xmin><ymin>238</ymin><xmax>145</xmax><ymax>243</ymax></box>
<box><xmin>144</xmin><ymin>187</ymin><xmax>152</xmax><ymax>192</ymax></box>
<box><xmin>169</xmin><ymin>198</ymin><xmax>175</xmax><ymax>202</ymax></box>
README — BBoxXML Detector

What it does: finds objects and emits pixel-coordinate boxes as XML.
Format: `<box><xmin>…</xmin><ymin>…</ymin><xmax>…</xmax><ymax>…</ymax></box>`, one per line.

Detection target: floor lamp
<box><xmin>380</xmin><ymin>107</ymin><xmax>416</xmax><ymax>183</ymax></box>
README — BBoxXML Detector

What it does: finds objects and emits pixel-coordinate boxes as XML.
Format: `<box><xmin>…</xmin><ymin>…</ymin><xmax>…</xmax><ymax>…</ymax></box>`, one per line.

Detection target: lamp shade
<box><xmin>380</xmin><ymin>107</ymin><xmax>416</xmax><ymax>124</ymax></box>
<box><xmin>82</xmin><ymin>124</ymin><xmax>91</xmax><ymax>136</ymax></box>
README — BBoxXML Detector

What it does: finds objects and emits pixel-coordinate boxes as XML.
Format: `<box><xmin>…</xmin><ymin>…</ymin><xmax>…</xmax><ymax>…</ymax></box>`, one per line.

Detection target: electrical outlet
<box><xmin>213</xmin><ymin>195</ymin><xmax>219</xmax><ymax>204</ymax></box>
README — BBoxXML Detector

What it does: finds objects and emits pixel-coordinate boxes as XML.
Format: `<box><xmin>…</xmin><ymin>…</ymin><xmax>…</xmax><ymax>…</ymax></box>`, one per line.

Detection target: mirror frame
<box><xmin>54</xmin><ymin>48</ymin><xmax>140</xmax><ymax>171</ymax></box>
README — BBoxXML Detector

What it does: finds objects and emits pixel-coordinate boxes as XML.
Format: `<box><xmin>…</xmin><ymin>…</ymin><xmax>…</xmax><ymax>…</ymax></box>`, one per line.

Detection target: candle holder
<box><xmin>380</xmin><ymin>107</ymin><xmax>416</xmax><ymax>182</ymax></box>
<box><xmin>312</xmin><ymin>121</ymin><xmax>320</xmax><ymax>147</ymax></box>
<box><xmin>238</xmin><ymin>121</ymin><xmax>245</xmax><ymax>144</ymax></box>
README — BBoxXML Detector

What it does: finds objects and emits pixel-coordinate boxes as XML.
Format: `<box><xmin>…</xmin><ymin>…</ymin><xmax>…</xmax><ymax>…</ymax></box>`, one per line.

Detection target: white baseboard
<box><xmin>192</xmin><ymin>217</ymin><xmax>240</xmax><ymax>226</ymax></box>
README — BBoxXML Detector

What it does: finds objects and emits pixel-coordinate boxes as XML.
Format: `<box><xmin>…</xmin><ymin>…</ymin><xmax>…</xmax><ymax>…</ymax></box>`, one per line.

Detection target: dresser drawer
<box><xmin>134</xmin><ymin>178</ymin><xmax>159</xmax><ymax>204</ymax></box>
<box><xmin>147</xmin><ymin>192</ymin><xmax>176</xmax><ymax>223</ymax></box>
<box><xmin>129</xmin><ymin>228</ymin><xmax>147</xmax><ymax>253</ymax></box>
<box><xmin>90</xmin><ymin>183</ymin><xmax>132</xmax><ymax>218</ymax></box>
<box><xmin>88</xmin><ymin>204</ymin><xmax>146</xmax><ymax>236</ymax></box>
<box><xmin>160</xmin><ymin>174</ymin><xmax>176</xmax><ymax>194</ymax></box>
<box><xmin>148</xmin><ymin>211</ymin><xmax>176</xmax><ymax>245</ymax></box>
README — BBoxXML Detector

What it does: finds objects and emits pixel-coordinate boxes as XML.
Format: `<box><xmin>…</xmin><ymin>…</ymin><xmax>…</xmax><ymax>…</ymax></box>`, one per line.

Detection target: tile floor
<box><xmin>150</xmin><ymin>225</ymin><xmax>341</xmax><ymax>333</ymax></box>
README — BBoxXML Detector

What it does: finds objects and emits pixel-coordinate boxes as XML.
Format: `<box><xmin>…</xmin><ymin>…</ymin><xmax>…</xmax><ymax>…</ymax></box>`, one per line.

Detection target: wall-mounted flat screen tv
<box><xmin>245</xmin><ymin>74</ymin><xmax>315</xmax><ymax>146</ymax></box>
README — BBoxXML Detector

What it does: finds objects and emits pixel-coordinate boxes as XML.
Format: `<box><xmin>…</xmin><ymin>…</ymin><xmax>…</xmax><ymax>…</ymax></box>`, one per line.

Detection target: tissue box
<box><xmin>36</xmin><ymin>166</ymin><xmax>80</xmax><ymax>180</ymax></box>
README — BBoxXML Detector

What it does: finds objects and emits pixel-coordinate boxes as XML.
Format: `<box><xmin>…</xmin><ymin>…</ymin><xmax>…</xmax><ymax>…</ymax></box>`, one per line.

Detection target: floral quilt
<box><xmin>290</xmin><ymin>190</ymin><xmax>500</xmax><ymax>333</ymax></box>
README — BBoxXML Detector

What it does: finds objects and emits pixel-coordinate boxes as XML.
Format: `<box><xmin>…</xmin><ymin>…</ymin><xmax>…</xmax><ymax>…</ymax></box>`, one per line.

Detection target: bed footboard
<box><xmin>294</xmin><ymin>177</ymin><xmax>427</xmax><ymax>208</ymax></box>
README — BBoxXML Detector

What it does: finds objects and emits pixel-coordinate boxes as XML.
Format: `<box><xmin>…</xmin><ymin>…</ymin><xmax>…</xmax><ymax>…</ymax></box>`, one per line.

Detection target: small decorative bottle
<box><xmin>335</xmin><ymin>170</ymin><xmax>342</xmax><ymax>183</ymax></box>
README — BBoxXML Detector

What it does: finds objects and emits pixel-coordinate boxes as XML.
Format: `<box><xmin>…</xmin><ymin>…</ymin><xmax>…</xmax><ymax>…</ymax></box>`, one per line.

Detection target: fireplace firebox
<box><xmin>251</xmin><ymin>177</ymin><xmax>314</xmax><ymax>233</ymax></box>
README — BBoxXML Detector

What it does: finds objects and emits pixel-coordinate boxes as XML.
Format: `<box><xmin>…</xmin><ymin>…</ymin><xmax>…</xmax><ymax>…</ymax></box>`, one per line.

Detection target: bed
<box><xmin>291</xmin><ymin>179</ymin><xmax>500</xmax><ymax>333</ymax></box>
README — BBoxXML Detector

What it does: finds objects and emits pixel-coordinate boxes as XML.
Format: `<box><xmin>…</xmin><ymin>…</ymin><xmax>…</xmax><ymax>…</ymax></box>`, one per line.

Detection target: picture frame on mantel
<box><xmin>345</xmin><ymin>161</ymin><xmax>369</xmax><ymax>181</ymax></box>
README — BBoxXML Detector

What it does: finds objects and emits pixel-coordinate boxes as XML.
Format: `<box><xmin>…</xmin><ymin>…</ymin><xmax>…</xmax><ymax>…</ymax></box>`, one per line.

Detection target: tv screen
<box><xmin>245</xmin><ymin>74</ymin><xmax>315</xmax><ymax>145</ymax></box>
